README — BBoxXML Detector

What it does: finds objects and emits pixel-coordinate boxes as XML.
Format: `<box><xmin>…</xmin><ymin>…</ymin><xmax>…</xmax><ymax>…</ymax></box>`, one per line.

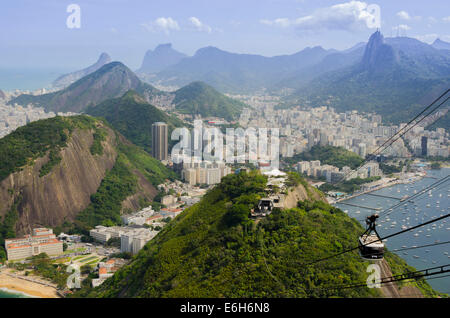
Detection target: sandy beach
<box><xmin>0</xmin><ymin>269</ymin><xmax>60</xmax><ymax>298</ymax></box>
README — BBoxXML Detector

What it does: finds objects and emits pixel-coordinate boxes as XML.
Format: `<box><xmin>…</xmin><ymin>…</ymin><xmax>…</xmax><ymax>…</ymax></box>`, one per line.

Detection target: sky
<box><xmin>1</xmin><ymin>0</ymin><xmax>450</xmax><ymax>71</ymax></box>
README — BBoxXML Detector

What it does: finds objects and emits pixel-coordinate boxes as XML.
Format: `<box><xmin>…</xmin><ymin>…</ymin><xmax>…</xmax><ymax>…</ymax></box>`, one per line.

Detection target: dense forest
<box><xmin>74</xmin><ymin>171</ymin><xmax>439</xmax><ymax>298</ymax></box>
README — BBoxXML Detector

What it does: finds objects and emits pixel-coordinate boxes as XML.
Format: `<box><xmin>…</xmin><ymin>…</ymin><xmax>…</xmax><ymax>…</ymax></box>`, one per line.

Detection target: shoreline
<box><xmin>0</xmin><ymin>287</ymin><xmax>37</xmax><ymax>298</ymax></box>
<box><xmin>0</xmin><ymin>269</ymin><xmax>60</xmax><ymax>298</ymax></box>
<box><xmin>331</xmin><ymin>171</ymin><xmax>427</xmax><ymax>204</ymax></box>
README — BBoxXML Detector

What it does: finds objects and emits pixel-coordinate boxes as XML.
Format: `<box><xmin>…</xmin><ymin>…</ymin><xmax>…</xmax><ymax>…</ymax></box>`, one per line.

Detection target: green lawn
<box><xmin>79</xmin><ymin>256</ymin><xmax>98</xmax><ymax>263</ymax></box>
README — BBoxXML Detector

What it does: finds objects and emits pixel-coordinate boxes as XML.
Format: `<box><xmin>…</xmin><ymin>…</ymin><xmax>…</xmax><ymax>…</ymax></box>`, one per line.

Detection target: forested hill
<box><xmin>86</xmin><ymin>90</ymin><xmax>185</xmax><ymax>153</ymax></box>
<box><xmin>77</xmin><ymin>171</ymin><xmax>439</xmax><ymax>298</ymax></box>
<box><xmin>0</xmin><ymin>115</ymin><xmax>176</xmax><ymax>243</ymax></box>
<box><xmin>284</xmin><ymin>145</ymin><xmax>364</xmax><ymax>170</ymax></box>
<box><xmin>173</xmin><ymin>81</ymin><xmax>247</xmax><ymax>121</ymax></box>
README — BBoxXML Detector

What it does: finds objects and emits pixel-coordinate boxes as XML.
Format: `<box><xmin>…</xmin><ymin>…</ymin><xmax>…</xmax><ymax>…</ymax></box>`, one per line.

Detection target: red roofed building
<box><xmin>4</xmin><ymin>228</ymin><xmax>63</xmax><ymax>261</ymax></box>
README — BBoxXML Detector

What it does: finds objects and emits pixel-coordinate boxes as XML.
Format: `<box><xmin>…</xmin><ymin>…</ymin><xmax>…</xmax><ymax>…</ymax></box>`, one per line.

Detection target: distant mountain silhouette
<box><xmin>152</xmin><ymin>45</ymin><xmax>334</xmax><ymax>93</ymax></box>
<box><xmin>138</xmin><ymin>43</ymin><xmax>187</xmax><ymax>73</ymax></box>
<box><xmin>10</xmin><ymin>62</ymin><xmax>162</xmax><ymax>113</ymax></box>
<box><xmin>291</xmin><ymin>32</ymin><xmax>450</xmax><ymax>124</ymax></box>
<box><xmin>52</xmin><ymin>52</ymin><xmax>112</xmax><ymax>88</ymax></box>
<box><xmin>432</xmin><ymin>38</ymin><xmax>450</xmax><ymax>51</ymax></box>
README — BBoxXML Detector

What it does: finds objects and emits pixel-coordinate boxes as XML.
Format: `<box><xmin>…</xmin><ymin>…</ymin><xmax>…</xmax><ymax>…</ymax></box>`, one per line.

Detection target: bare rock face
<box><xmin>283</xmin><ymin>183</ymin><xmax>326</xmax><ymax>209</ymax></box>
<box><xmin>0</xmin><ymin>125</ymin><xmax>118</xmax><ymax>235</ymax></box>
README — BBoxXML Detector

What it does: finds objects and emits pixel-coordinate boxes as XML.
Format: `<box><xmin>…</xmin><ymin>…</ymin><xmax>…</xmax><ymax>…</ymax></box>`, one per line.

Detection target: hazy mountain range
<box><xmin>9</xmin><ymin>62</ymin><xmax>162</xmax><ymax>113</ymax></box>
<box><xmin>10</xmin><ymin>62</ymin><xmax>246</xmax><ymax>121</ymax></box>
<box><xmin>291</xmin><ymin>31</ymin><xmax>450</xmax><ymax>123</ymax></box>
<box><xmin>8</xmin><ymin>33</ymin><xmax>450</xmax><ymax>126</ymax></box>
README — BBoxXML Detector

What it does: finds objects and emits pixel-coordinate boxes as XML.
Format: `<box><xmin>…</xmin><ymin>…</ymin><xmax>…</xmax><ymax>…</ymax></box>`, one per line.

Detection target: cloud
<box><xmin>188</xmin><ymin>17</ymin><xmax>212</xmax><ymax>33</ymax></box>
<box><xmin>260</xmin><ymin>1</ymin><xmax>380</xmax><ymax>32</ymax></box>
<box><xmin>141</xmin><ymin>17</ymin><xmax>180</xmax><ymax>34</ymax></box>
<box><xmin>396</xmin><ymin>11</ymin><xmax>410</xmax><ymax>20</ymax></box>
<box><xmin>392</xmin><ymin>24</ymin><xmax>411</xmax><ymax>31</ymax></box>
<box><xmin>392</xmin><ymin>24</ymin><xmax>411</xmax><ymax>36</ymax></box>
<box><xmin>260</xmin><ymin>18</ymin><xmax>291</xmax><ymax>28</ymax></box>
<box><xmin>443</xmin><ymin>16</ymin><xmax>450</xmax><ymax>22</ymax></box>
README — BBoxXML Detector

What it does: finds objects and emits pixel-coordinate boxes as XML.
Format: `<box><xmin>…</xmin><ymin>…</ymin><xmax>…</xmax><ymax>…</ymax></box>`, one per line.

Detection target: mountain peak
<box><xmin>194</xmin><ymin>46</ymin><xmax>226</xmax><ymax>56</ymax></box>
<box><xmin>361</xmin><ymin>31</ymin><xmax>397</xmax><ymax>71</ymax></box>
<box><xmin>155</xmin><ymin>43</ymin><xmax>173</xmax><ymax>50</ymax></box>
<box><xmin>432</xmin><ymin>37</ymin><xmax>450</xmax><ymax>50</ymax></box>
<box><xmin>52</xmin><ymin>52</ymin><xmax>113</xmax><ymax>88</ymax></box>
<box><xmin>97</xmin><ymin>52</ymin><xmax>112</xmax><ymax>63</ymax></box>
<box><xmin>138</xmin><ymin>44</ymin><xmax>186</xmax><ymax>73</ymax></box>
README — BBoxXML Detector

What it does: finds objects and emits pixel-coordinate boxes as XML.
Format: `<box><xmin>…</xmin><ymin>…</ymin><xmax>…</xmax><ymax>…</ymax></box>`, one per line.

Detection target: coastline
<box><xmin>0</xmin><ymin>269</ymin><xmax>60</xmax><ymax>298</ymax></box>
<box><xmin>330</xmin><ymin>171</ymin><xmax>427</xmax><ymax>204</ymax></box>
<box><xmin>0</xmin><ymin>287</ymin><xmax>37</xmax><ymax>298</ymax></box>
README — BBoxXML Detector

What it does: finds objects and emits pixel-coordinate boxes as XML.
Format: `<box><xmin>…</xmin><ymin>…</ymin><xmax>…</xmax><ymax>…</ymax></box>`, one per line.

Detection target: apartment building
<box><xmin>4</xmin><ymin>228</ymin><xmax>63</xmax><ymax>261</ymax></box>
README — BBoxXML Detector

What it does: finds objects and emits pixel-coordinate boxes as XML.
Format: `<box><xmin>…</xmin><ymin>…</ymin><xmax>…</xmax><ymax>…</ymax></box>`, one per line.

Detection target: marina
<box><xmin>334</xmin><ymin>167</ymin><xmax>450</xmax><ymax>294</ymax></box>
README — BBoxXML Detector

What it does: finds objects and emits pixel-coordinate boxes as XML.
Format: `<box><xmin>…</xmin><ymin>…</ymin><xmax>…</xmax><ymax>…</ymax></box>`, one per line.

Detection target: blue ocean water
<box><xmin>0</xmin><ymin>68</ymin><xmax>71</xmax><ymax>91</ymax></box>
<box><xmin>335</xmin><ymin>168</ymin><xmax>450</xmax><ymax>294</ymax></box>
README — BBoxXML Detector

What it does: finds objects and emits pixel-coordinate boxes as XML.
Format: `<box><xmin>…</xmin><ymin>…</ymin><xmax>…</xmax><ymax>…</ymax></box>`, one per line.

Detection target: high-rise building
<box><xmin>421</xmin><ymin>136</ymin><xmax>428</xmax><ymax>156</ymax></box>
<box><xmin>152</xmin><ymin>122</ymin><xmax>168</xmax><ymax>161</ymax></box>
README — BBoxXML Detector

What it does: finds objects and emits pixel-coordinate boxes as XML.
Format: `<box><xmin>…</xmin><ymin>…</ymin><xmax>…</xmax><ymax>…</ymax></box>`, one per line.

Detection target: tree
<box><xmin>63</xmin><ymin>243</ymin><xmax>68</xmax><ymax>251</ymax></box>
<box><xmin>224</xmin><ymin>204</ymin><xmax>250</xmax><ymax>227</ymax></box>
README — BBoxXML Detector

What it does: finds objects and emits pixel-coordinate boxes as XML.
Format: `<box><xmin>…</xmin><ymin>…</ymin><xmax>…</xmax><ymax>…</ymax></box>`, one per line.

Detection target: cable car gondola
<box><xmin>359</xmin><ymin>214</ymin><xmax>384</xmax><ymax>260</ymax></box>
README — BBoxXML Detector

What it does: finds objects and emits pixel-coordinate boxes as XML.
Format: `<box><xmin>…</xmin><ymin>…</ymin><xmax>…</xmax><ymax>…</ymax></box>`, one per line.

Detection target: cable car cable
<box><xmin>352</xmin><ymin>174</ymin><xmax>450</xmax><ymax>222</ymax></box>
<box><xmin>305</xmin><ymin>263</ymin><xmax>450</xmax><ymax>292</ymax></box>
<box><xmin>301</xmin><ymin>213</ymin><xmax>450</xmax><ymax>266</ymax></box>
<box><xmin>334</xmin><ymin>89</ymin><xmax>450</xmax><ymax>185</ymax></box>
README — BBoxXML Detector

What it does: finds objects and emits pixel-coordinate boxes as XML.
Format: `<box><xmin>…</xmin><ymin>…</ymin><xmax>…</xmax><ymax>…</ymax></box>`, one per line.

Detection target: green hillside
<box><xmin>75</xmin><ymin>171</ymin><xmax>438</xmax><ymax>298</ymax></box>
<box><xmin>0</xmin><ymin>115</ymin><xmax>99</xmax><ymax>181</ymax></box>
<box><xmin>173</xmin><ymin>81</ymin><xmax>246</xmax><ymax>121</ymax></box>
<box><xmin>284</xmin><ymin>145</ymin><xmax>364</xmax><ymax>170</ymax></box>
<box><xmin>0</xmin><ymin>115</ymin><xmax>176</xmax><ymax>243</ymax></box>
<box><xmin>86</xmin><ymin>90</ymin><xmax>185</xmax><ymax>153</ymax></box>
